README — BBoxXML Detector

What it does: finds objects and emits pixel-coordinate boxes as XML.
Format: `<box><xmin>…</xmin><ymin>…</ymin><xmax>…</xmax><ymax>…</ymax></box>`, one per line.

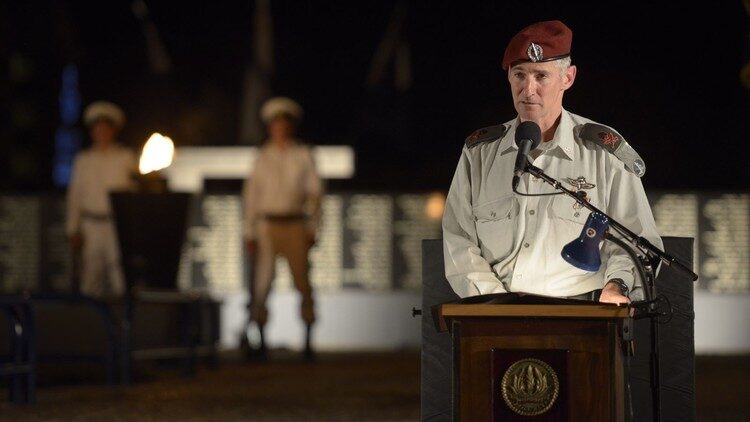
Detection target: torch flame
<box><xmin>425</xmin><ymin>191</ymin><xmax>446</xmax><ymax>221</ymax></box>
<box><xmin>139</xmin><ymin>133</ymin><xmax>174</xmax><ymax>174</ymax></box>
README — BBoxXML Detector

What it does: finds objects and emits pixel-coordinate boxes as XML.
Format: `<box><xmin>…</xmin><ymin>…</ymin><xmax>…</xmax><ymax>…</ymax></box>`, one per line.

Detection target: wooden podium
<box><xmin>437</xmin><ymin>294</ymin><xmax>631</xmax><ymax>421</ymax></box>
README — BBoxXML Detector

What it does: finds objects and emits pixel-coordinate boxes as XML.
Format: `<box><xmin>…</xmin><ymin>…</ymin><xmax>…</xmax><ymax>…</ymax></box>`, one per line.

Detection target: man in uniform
<box><xmin>442</xmin><ymin>20</ymin><xmax>662</xmax><ymax>304</ymax></box>
<box><xmin>67</xmin><ymin>101</ymin><xmax>137</xmax><ymax>298</ymax></box>
<box><xmin>242</xmin><ymin>96</ymin><xmax>323</xmax><ymax>359</ymax></box>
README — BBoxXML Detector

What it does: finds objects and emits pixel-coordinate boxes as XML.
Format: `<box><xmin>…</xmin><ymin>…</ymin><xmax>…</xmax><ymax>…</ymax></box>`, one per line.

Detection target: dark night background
<box><xmin>2</xmin><ymin>1</ymin><xmax>749</xmax><ymax>192</ymax></box>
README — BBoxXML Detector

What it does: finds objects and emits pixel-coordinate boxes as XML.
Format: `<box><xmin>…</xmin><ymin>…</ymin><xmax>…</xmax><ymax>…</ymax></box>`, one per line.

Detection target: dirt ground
<box><xmin>1</xmin><ymin>351</ymin><xmax>748</xmax><ymax>421</ymax></box>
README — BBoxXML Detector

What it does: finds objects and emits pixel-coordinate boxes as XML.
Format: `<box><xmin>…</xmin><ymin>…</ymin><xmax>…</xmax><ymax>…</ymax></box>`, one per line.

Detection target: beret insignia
<box><xmin>527</xmin><ymin>43</ymin><xmax>544</xmax><ymax>62</ymax></box>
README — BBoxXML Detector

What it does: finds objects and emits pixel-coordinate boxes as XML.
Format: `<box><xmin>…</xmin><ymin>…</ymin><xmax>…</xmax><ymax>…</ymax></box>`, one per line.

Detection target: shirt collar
<box><xmin>550</xmin><ymin>109</ymin><xmax>575</xmax><ymax>160</ymax></box>
<box><xmin>500</xmin><ymin>109</ymin><xmax>576</xmax><ymax>160</ymax></box>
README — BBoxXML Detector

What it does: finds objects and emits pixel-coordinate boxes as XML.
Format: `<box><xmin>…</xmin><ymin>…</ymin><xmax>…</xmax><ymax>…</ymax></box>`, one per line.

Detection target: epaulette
<box><xmin>576</xmin><ymin>123</ymin><xmax>647</xmax><ymax>177</ymax></box>
<box><xmin>464</xmin><ymin>124</ymin><xmax>508</xmax><ymax>149</ymax></box>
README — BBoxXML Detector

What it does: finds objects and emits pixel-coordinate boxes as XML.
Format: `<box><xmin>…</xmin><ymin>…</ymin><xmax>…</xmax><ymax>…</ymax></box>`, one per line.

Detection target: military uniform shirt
<box><xmin>442</xmin><ymin>109</ymin><xmax>662</xmax><ymax>298</ymax></box>
<box><xmin>66</xmin><ymin>145</ymin><xmax>137</xmax><ymax>235</ymax></box>
<box><xmin>242</xmin><ymin>141</ymin><xmax>323</xmax><ymax>240</ymax></box>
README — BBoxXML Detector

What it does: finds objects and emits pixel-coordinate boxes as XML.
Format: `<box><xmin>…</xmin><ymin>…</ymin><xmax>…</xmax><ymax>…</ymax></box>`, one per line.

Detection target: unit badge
<box><xmin>565</xmin><ymin>177</ymin><xmax>595</xmax><ymax>191</ymax></box>
<box><xmin>565</xmin><ymin>177</ymin><xmax>594</xmax><ymax>217</ymax></box>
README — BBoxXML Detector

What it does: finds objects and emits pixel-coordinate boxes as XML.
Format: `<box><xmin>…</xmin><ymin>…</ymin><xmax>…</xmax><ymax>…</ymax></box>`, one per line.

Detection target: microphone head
<box><xmin>561</xmin><ymin>212</ymin><xmax>609</xmax><ymax>272</ymax></box>
<box><xmin>515</xmin><ymin>121</ymin><xmax>542</xmax><ymax>150</ymax></box>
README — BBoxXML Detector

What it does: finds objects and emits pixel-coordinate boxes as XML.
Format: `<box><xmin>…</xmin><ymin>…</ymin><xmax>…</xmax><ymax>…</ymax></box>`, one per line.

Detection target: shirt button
<box><xmin>529</xmin><ymin>210</ymin><xmax>535</xmax><ymax>215</ymax></box>
<box><xmin>524</xmin><ymin>243</ymin><xmax>530</xmax><ymax>248</ymax></box>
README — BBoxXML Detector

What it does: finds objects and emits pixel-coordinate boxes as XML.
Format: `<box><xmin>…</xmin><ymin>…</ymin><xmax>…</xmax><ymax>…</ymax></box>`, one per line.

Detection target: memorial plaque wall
<box><xmin>0</xmin><ymin>192</ymin><xmax>747</xmax><ymax>294</ymax></box>
<box><xmin>0</xmin><ymin>196</ymin><xmax>41</xmax><ymax>291</ymax></box>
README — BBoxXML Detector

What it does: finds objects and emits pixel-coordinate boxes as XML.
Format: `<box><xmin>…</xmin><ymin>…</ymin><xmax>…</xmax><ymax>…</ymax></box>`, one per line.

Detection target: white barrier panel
<box><xmin>216</xmin><ymin>289</ymin><xmax>422</xmax><ymax>352</ymax></box>
<box><xmin>164</xmin><ymin>145</ymin><xmax>355</xmax><ymax>192</ymax></box>
<box><xmin>694</xmin><ymin>290</ymin><xmax>750</xmax><ymax>354</ymax></box>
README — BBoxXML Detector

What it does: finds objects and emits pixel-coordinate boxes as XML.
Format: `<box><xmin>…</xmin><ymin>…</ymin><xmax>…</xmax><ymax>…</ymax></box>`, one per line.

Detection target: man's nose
<box><xmin>521</xmin><ymin>78</ymin><xmax>536</xmax><ymax>97</ymax></box>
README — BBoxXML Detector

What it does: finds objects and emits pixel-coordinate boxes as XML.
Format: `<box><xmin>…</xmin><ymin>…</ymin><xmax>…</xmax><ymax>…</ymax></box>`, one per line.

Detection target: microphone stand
<box><xmin>605</xmin><ymin>233</ymin><xmax>659</xmax><ymax>422</ymax></box>
<box><xmin>519</xmin><ymin>163</ymin><xmax>698</xmax><ymax>422</ymax></box>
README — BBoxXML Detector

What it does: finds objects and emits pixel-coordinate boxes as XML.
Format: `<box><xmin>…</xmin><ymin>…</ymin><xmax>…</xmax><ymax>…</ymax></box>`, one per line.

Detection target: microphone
<box><xmin>561</xmin><ymin>212</ymin><xmax>609</xmax><ymax>272</ymax></box>
<box><xmin>512</xmin><ymin>121</ymin><xmax>542</xmax><ymax>190</ymax></box>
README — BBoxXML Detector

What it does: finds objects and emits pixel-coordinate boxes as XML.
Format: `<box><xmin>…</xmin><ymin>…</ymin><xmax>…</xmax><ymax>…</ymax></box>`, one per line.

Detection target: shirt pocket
<box><xmin>473</xmin><ymin>195</ymin><xmax>517</xmax><ymax>223</ymax></box>
<box><xmin>473</xmin><ymin>195</ymin><xmax>518</xmax><ymax>260</ymax></box>
<box><xmin>548</xmin><ymin>195</ymin><xmax>590</xmax><ymax>226</ymax></box>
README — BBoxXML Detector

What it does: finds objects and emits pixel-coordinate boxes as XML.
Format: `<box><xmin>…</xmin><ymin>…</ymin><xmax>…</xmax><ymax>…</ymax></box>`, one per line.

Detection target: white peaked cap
<box><xmin>260</xmin><ymin>97</ymin><xmax>303</xmax><ymax>124</ymax></box>
<box><xmin>83</xmin><ymin>101</ymin><xmax>126</xmax><ymax>129</ymax></box>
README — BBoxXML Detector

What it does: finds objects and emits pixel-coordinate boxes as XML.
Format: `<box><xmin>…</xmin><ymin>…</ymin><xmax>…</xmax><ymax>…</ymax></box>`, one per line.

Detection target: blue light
<box><xmin>53</xmin><ymin>64</ymin><xmax>82</xmax><ymax>187</ymax></box>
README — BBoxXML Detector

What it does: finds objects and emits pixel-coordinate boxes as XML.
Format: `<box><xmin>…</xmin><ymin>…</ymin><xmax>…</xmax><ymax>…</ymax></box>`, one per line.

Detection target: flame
<box><xmin>425</xmin><ymin>191</ymin><xmax>446</xmax><ymax>221</ymax></box>
<box><xmin>139</xmin><ymin>133</ymin><xmax>174</xmax><ymax>174</ymax></box>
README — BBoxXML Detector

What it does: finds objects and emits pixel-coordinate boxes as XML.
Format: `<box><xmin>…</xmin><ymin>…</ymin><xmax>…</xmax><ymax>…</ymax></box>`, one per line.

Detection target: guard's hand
<box><xmin>245</xmin><ymin>239</ymin><xmax>257</xmax><ymax>255</ymax></box>
<box><xmin>599</xmin><ymin>282</ymin><xmax>630</xmax><ymax>305</ymax></box>
<box><xmin>69</xmin><ymin>233</ymin><xmax>84</xmax><ymax>252</ymax></box>
<box><xmin>305</xmin><ymin>230</ymin><xmax>317</xmax><ymax>249</ymax></box>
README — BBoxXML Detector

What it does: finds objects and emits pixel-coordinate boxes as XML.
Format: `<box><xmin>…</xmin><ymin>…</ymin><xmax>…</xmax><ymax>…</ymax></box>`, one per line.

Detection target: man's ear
<box><xmin>563</xmin><ymin>65</ymin><xmax>577</xmax><ymax>90</ymax></box>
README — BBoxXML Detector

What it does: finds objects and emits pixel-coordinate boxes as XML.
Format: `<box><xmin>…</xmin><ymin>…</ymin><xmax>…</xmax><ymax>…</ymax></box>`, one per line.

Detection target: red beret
<box><xmin>501</xmin><ymin>20</ymin><xmax>572</xmax><ymax>70</ymax></box>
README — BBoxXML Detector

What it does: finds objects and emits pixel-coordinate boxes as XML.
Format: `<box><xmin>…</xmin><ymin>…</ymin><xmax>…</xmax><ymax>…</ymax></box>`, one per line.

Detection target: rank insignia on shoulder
<box><xmin>576</xmin><ymin>123</ymin><xmax>647</xmax><ymax>177</ymax></box>
<box><xmin>465</xmin><ymin>124</ymin><xmax>508</xmax><ymax>148</ymax></box>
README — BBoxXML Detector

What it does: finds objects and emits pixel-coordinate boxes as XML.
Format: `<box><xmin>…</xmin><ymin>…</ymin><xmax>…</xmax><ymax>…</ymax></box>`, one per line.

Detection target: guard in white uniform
<box><xmin>67</xmin><ymin>101</ymin><xmax>137</xmax><ymax>298</ymax></box>
<box><xmin>443</xmin><ymin>21</ymin><xmax>662</xmax><ymax>304</ymax></box>
<box><xmin>242</xmin><ymin>97</ymin><xmax>323</xmax><ymax>359</ymax></box>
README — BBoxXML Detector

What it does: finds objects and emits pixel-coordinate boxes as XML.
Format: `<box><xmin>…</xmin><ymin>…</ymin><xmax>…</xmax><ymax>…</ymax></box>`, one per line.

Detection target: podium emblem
<box><xmin>501</xmin><ymin>358</ymin><xmax>560</xmax><ymax>416</ymax></box>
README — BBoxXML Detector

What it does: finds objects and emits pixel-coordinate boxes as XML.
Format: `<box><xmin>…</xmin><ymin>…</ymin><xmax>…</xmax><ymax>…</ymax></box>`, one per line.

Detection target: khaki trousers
<box><xmin>80</xmin><ymin>219</ymin><xmax>125</xmax><ymax>298</ymax></box>
<box><xmin>250</xmin><ymin>219</ymin><xmax>315</xmax><ymax>326</ymax></box>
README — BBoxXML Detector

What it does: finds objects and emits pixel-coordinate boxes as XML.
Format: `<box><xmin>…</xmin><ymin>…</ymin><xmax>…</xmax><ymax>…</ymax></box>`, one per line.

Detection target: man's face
<box><xmin>508</xmin><ymin>61</ymin><xmax>576</xmax><ymax>123</ymax></box>
<box><xmin>267</xmin><ymin>115</ymin><xmax>296</xmax><ymax>140</ymax></box>
<box><xmin>90</xmin><ymin>119</ymin><xmax>117</xmax><ymax>146</ymax></box>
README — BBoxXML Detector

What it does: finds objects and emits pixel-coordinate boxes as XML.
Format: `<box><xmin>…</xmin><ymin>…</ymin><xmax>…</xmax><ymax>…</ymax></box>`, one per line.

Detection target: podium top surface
<box><xmin>435</xmin><ymin>293</ymin><xmax>631</xmax><ymax>332</ymax></box>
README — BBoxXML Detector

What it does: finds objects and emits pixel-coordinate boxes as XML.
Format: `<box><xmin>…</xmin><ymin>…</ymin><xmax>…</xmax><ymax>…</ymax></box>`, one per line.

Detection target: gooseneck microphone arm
<box><xmin>522</xmin><ymin>162</ymin><xmax>698</xmax><ymax>282</ymax></box>
<box><xmin>512</xmin><ymin>141</ymin><xmax>534</xmax><ymax>190</ymax></box>
<box><xmin>512</xmin><ymin>121</ymin><xmax>542</xmax><ymax>191</ymax></box>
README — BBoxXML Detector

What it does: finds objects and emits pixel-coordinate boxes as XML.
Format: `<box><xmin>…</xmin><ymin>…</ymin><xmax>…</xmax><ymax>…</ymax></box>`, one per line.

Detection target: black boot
<box><xmin>245</xmin><ymin>323</ymin><xmax>268</xmax><ymax>362</ymax></box>
<box><xmin>303</xmin><ymin>323</ymin><xmax>315</xmax><ymax>361</ymax></box>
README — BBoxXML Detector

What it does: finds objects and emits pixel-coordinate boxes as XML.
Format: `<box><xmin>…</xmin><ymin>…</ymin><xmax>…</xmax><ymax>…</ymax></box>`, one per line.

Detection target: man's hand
<box><xmin>245</xmin><ymin>239</ymin><xmax>257</xmax><ymax>255</ymax></box>
<box><xmin>69</xmin><ymin>233</ymin><xmax>84</xmax><ymax>252</ymax></box>
<box><xmin>305</xmin><ymin>230</ymin><xmax>317</xmax><ymax>249</ymax></box>
<box><xmin>599</xmin><ymin>281</ymin><xmax>630</xmax><ymax>305</ymax></box>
